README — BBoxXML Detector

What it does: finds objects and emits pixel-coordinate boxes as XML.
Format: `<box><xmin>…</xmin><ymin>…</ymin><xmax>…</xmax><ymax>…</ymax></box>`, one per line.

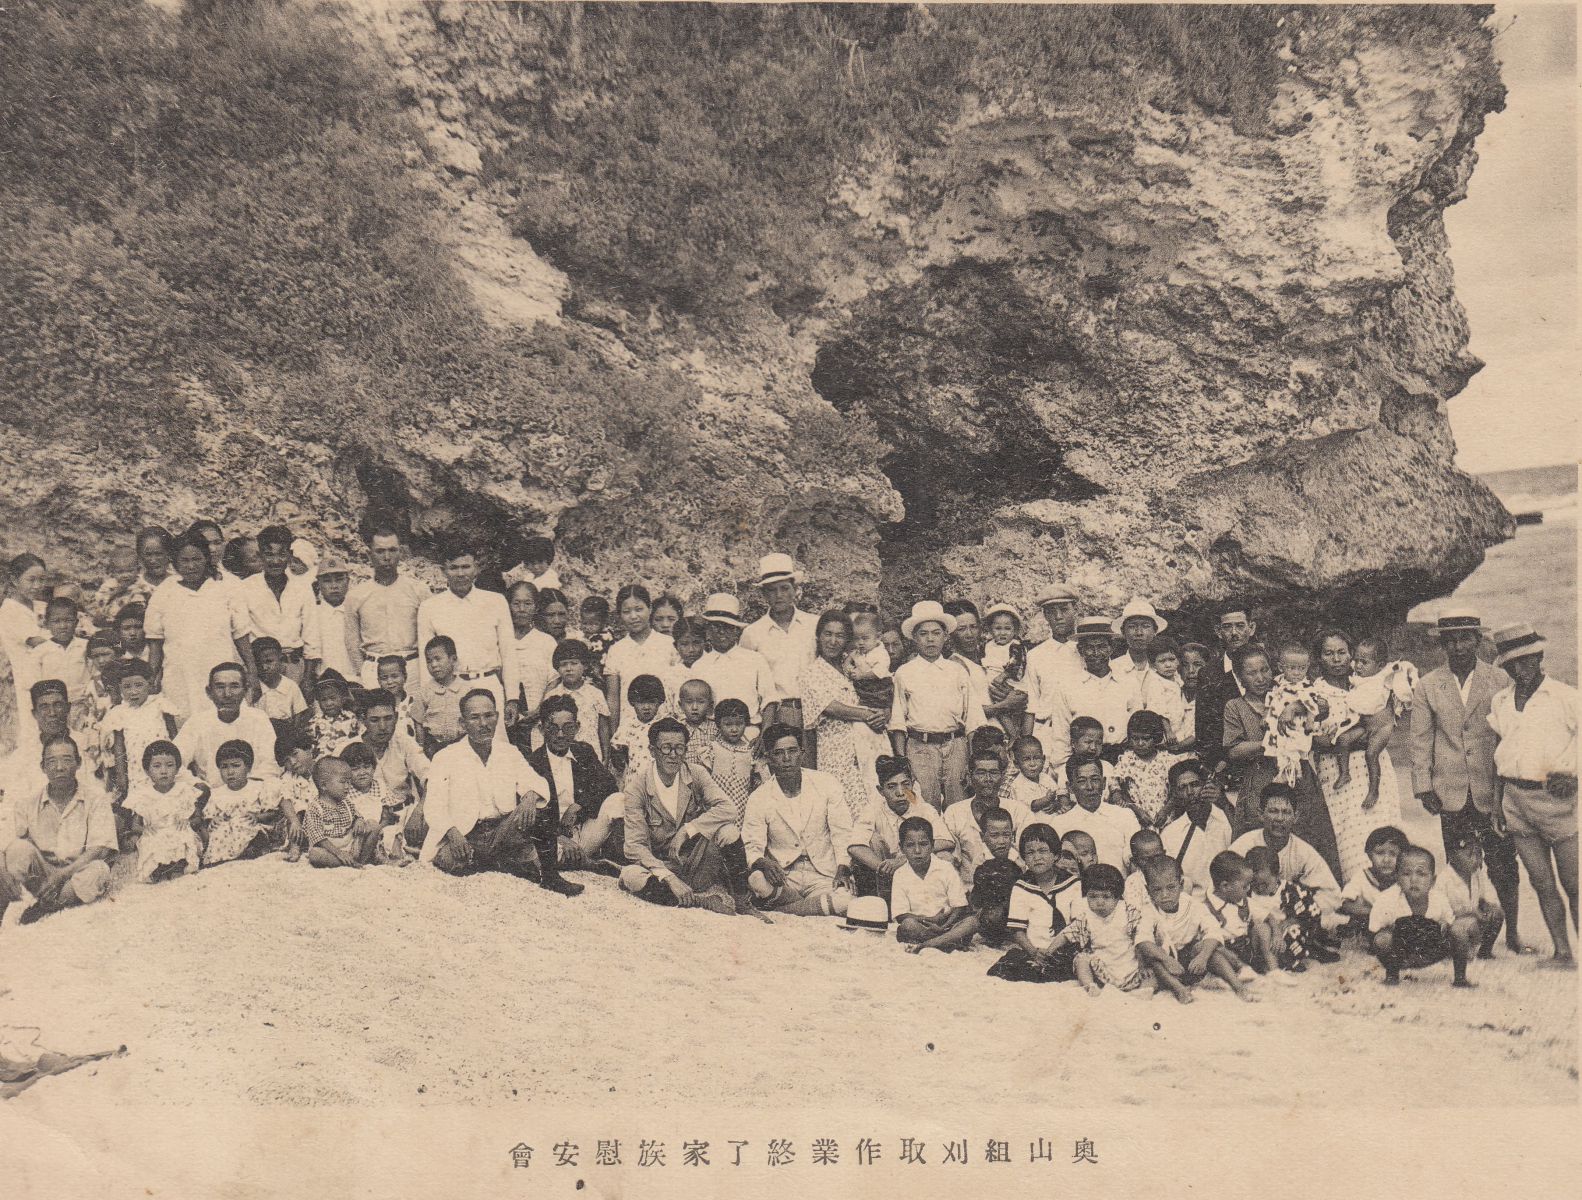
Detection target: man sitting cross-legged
<box><xmin>619</xmin><ymin>717</ymin><xmax>765</xmax><ymax>919</ymax></box>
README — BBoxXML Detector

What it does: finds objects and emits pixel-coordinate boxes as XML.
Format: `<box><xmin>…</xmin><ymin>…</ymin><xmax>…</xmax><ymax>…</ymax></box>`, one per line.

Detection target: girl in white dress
<box><xmin>603</xmin><ymin>584</ymin><xmax>678</xmax><ymax>730</ymax></box>
<box><xmin>123</xmin><ymin>740</ymin><xmax>206</xmax><ymax>882</ymax></box>
<box><xmin>144</xmin><ymin>533</ymin><xmax>252</xmax><ymax>719</ymax></box>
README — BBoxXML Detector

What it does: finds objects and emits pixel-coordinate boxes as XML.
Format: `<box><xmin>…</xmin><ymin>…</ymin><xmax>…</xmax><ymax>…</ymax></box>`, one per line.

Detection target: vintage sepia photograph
<box><xmin>0</xmin><ymin>0</ymin><xmax>1576</xmax><ymax>1195</ymax></box>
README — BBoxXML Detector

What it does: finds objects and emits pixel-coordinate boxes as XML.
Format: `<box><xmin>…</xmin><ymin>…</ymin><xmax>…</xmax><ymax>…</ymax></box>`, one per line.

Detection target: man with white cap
<box><xmin>1041</xmin><ymin>616</ymin><xmax>1140</xmax><ymax>769</ymax></box>
<box><xmin>1486</xmin><ymin>622</ymin><xmax>1576</xmax><ymax>968</ymax></box>
<box><xmin>693</xmin><ymin>592</ymin><xmax>778</xmax><ymax>726</ymax></box>
<box><xmin>887</xmin><ymin>600</ymin><xmax>988</xmax><ymax>810</ymax></box>
<box><xmin>1019</xmin><ymin>583</ymin><xmax>1083</xmax><ymax>761</ymax></box>
<box><xmin>306</xmin><ymin>554</ymin><xmax>359</xmax><ymax>688</ymax></box>
<box><xmin>1410</xmin><ymin>607</ymin><xmax>1528</xmax><ymax>955</ymax></box>
<box><xmin>740</xmin><ymin>553</ymin><xmax>816</xmax><ymax>730</ymax></box>
<box><xmin>1109</xmin><ymin>597</ymin><xmax>1167</xmax><ymax>695</ymax></box>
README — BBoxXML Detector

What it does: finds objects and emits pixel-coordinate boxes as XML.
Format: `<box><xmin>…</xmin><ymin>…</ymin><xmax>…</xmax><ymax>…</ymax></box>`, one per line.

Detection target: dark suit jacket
<box><xmin>525</xmin><ymin>741</ymin><xmax>620</xmax><ymax>824</ymax></box>
<box><xmin>1194</xmin><ymin>651</ymin><xmax>1244</xmax><ymax>770</ymax></box>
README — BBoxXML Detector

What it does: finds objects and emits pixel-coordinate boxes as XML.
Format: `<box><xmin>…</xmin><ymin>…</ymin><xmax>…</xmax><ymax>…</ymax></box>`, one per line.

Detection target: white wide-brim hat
<box><xmin>841</xmin><ymin>894</ymin><xmax>890</xmax><ymax>932</ymax></box>
<box><xmin>901</xmin><ymin>600</ymin><xmax>957</xmax><ymax>641</ymax></box>
<box><xmin>1113</xmin><ymin>597</ymin><xmax>1168</xmax><ymax>636</ymax></box>
<box><xmin>702</xmin><ymin>592</ymin><xmax>748</xmax><ymax>628</ymax></box>
<box><xmin>1436</xmin><ymin>606</ymin><xmax>1488</xmax><ymax>636</ymax></box>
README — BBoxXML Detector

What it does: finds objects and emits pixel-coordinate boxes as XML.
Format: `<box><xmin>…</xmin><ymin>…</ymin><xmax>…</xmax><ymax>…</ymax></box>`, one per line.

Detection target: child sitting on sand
<box><xmin>1122</xmin><ymin>828</ymin><xmax>1166</xmax><ymax>909</ymax></box>
<box><xmin>986</xmin><ymin>823</ymin><xmax>1073</xmax><ymax>983</ymax></box>
<box><xmin>969</xmin><ymin>807</ymin><xmax>1024</xmax><ymax>948</ymax></box>
<box><xmin>122</xmin><ymin>740</ymin><xmax>206</xmax><ymax>883</ymax></box>
<box><xmin>1134</xmin><ymin>857</ymin><xmax>1255</xmax><ymax>1003</ymax></box>
<box><xmin>1204</xmin><ymin>851</ymin><xmax>1294</xmax><ymax>985</ymax></box>
<box><xmin>271</xmin><ymin>731</ymin><xmax>317</xmax><ymax>863</ymax></box>
<box><xmin>1047</xmin><ymin>863</ymin><xmax>1147</xmax><ymax>996</ymax></box>
<box><xmin>894</xmin><ymin>816</ymin><xmax>976</xmax><ymax>953</ymax></box>
<box><xmin>340</xmin><ymin>740</ymin><xmax>406</xmax><ymax>863</ymax></box>
<box><xmin>1244</xmin><ymin>844</ymin><xmax>1338</xmax><ymax>970</ymax></box>
<box><xmin>303</xmin><ymin>757</ymin><xmax>380</xmax><ymax>870</ymax></box>
<box><xmin>1369</xmin><ymin>844</ymin><xmax>1480</xmax><ymax>987</ymax></box>
<box><xmin>1338</xmin><ymin>825</ymin><xmax>1409</xmax><ymax>936</ymax></box>
<box><xmin>200</xmin><ymin>740</ymin><xmax>280</xmax><ymax>866</ymax></box>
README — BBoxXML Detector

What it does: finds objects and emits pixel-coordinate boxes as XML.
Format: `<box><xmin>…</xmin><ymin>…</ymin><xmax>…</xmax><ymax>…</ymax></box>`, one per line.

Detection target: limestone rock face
<box><xmin>1</xmin><ymin>3</ymin><xmax>1512</xmax><ymax>749</ymax></box>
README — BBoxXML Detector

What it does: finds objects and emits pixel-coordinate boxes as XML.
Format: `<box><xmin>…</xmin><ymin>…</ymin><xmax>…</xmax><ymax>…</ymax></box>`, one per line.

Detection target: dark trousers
<box><xmin>1440</xmin><ymin>804</ymin><xmax>1520</xmax><ymax>904</ymax></box>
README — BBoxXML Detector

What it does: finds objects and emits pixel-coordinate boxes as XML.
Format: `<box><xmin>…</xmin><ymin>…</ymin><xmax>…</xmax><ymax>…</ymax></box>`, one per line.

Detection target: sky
<box><xmin>1445</xmin><ymin>4</ymin><xmax>1578</xmax><ymax>473</ymax></box>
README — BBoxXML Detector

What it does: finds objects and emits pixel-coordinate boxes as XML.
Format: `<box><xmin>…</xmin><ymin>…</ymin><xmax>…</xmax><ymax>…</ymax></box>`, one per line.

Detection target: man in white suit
<box><xmin>743</xmin><ymin>724</ymin><xmax>853</xmax><ymax>917</ymax></box>
<box><xmin>1411</xmin><ymin>608</ymin><xmax>1527</xmax><ymax>953</ymax></box>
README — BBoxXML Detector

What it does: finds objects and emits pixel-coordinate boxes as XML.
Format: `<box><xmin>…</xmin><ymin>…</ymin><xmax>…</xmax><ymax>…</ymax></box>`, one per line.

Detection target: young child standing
<box><xmin>1006</xmin><ymin>736</ymin><xmax>1063</xmax><ymax>816</ymax></box>
<box><xmin>1059</xmin><ymin>717</ymin><xmax>1115</xmax><ymax>803</ymax></box>
<box><xmin>1112</xmin><ymin>710</ymin><xmax>1178</xmax><ymax>830</ymax></box>
<box><xmin>101</xmin><ymin>659</ymin><xmax>180</xmax><ymax>800</ymax></box>
<box><xmin>987</xmin><ymin>823</ymin><xmax>1075</xmax><ymax>983</ymax></box>
<box><xmin>409</xmin><ymin>635</ymin><xmax>468</xmax><ymax>754</ymax></box>
<box><xmin>374</xmin><ymin>654</ymin><xmax>418</xmax><ymax>735</ymax></box>
<box><xmin>1369</xmin><ymin>844</ymin><xmax>1480</xmax><ymax>987</ymax></box>
<box><xmin>303</xmin><ymin>756</ymin><xmax>380</xmax><ymax>870</ymax></box>
<box><xmin>893</xmin><ymin>816</ymin><xmax>976</xmax><ymax>953</ymax></box>
<box><xmin>609</xmin><ymin>673</ymin><xmax>667</xmax><ymax>785</ymax></box>
<box><xmin>122</xmin><ymin>740</ymin><xmax>206</xmax><ymax>882</ymax></box>
<box><xmin>34</xmin><ymin>596</ymin><xmax>92</xmax><ymax>730</ymax></box>
<box><xmin>252</xmin><ymin>637</ymin><xmax>308</xmax><ymax>730</ymax></box>
<box><xmin>306</xmin><ymin>673</ymin><xmax>360</xmax><ymax>758</ymax></box>
<box><xmin>545</xmin><ymin>640</ymin><xmax>613</xmax><ymax>760</ymax></box>
<box><xmin>887</xmin><ymin>601</ymin><xmax>987</xmax><ymax>810</ymax></box>
<box><xmin>674</xmin><ymin>679</ymin><xmax>718</xmax><ymax>773</ymax></box>
<box><xmin>707</xmin><ymin>698</ymin><xmax>761</xmax><ymax>824</ymax></box>
<box><xmin>1047</xmin><ymin>863</ymin><xmax>1148</xmax><ymax>995</ymax></box>
<box><xmin>1140</xmin><ymin>639</ymin><xmax>1190</xmax><ymax>749</ymax></box>
<box><xmin>114</xmin><ymin>602</ymin><xmax>153</xmax><ymax>668</ymax></box>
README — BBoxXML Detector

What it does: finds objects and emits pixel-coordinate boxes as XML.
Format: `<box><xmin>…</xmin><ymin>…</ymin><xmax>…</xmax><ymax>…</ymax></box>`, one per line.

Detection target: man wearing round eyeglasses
<box><xmin>619</xmin><ymin>717</ymin><xmax>765</xmax><ymax>918</ymax></box>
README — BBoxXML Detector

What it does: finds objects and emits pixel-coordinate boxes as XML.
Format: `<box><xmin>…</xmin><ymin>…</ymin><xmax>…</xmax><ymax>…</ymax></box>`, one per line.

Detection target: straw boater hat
<box><xmin>1492</xmin><ymin>622</ymin><xmax>1547</xmax><ymax>667</ymax></box>
<box><xmin>1035</xmin><ymin>583</ymin><xmax>1079</xmax><ymax>607</ymax></box>
<box><xmin>842</xmin><ymin>894</ymin><xmax>890</xmax><ymax>933</ymax></box>
<box><xmin>757</xmin><ymin>553</ymin><xmax>801</xmax><ymax>587</ymax></box>
<box><xmin>1073</xmin><ymin>616</ymin><xmax>1115</xmax><ymax>642</ymax></box>
<box><xmin>1113</xmin><ymin>597</ymin><xmax>1168</xmax><ymax>636</ymax></box>
<box><xmin>1435</xmin><ymin>606</ymin><xmax>1487</xmax><ymax>636</ymax></box>
<box><xmin>982</xmin><ymin>602</ymin><xmax>1022</xmax><ymax>626</ymax></box>
<box><xmin>901</xmin><ymin>600</ymin><xmax>957</xmax><ymax>641</ymax></box>
<box><xmin>702</xmin><ymin>592</ymin><xmax>748</xmax><ymax>628</ymax></box>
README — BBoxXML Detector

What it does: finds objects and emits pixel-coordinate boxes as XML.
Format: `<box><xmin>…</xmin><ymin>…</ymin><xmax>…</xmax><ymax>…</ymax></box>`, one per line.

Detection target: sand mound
<box><xmin>1</xmin><ymin>855</ymin><xmax>1574</xmax><ymax>1110</ymax></box>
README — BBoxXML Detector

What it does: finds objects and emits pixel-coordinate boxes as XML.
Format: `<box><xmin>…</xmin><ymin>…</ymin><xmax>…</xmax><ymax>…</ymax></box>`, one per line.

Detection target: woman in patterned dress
<box><xmin>798</xmin><ymin>610</ymin><xmax>887</xmax><ymax>821</ymax></box>
<box><xmin>1310</xmin><ymin>629</ymin><xmax>1404</xmax><ymax>886</ymax></box>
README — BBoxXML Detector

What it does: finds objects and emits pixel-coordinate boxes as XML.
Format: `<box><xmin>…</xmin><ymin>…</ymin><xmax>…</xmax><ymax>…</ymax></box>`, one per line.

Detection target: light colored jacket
<box><xmin>742</xmin><ymin>768</ymin><xmax>854</xmax><ymax>879</ymax></box>
<box><xmin>1410</xmin><ymin>661</ymin><xmax>1504</xmax><ymax>813</ymax></box>
<box><xmin>622</xmin><ymin>762</ymin><xmax>737</xmax><ymax>875</ymax></box>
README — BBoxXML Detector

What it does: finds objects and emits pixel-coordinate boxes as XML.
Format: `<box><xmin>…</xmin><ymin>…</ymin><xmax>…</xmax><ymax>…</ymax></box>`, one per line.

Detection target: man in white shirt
<box><xmin>739</xmin><ymin>553</ymin><xmax>816</xmax><ymax>730</ymax></box>
<box><xmin>306</xmin><ymin>556</ymin><xmax>359</xmax><ymax>686</ymax></box>
<box><xmin>505</xmin><ymin>581</ymin><xmax>559</xmax><ymax>745</ymax></box>
<box><xmin>743</xmin><ymin>723</ymin><xmax>853</xmax><ymax>916</ymax></box>
<box><xmin>1110</xmin><ymin>597</ymin><xmax>1167</xmax><ymax>695</ymax></box>
<box><xmin>412</xmin><ymin>689</ymin><xmax>581</xmax><ymax>895</ymax></box>
<box><xmin>1157</xmin><ymin>760</ymin><xmax>1232</xmax><ymax>895</ymax></box>
<box><xmin>1020</xmin><ymin>584</ymin><xmax>1083</xmax><ymax>760</ymax></box>
<box><xmin>1486</xmin><ymin>623</ymin><xmax>1577</xmax><ymax>967</ymax></box>
<box><xmin>619</xmin><ymin>716</ymin><xmax>761</xmax><ymax>916</ymax></box>
<box><xmin>175</xmin><ymin>663</ymin><xmax>281</xmax><ymax>783</ymax></box>
<box><xmin>694</xmin><ymin>592</ymin><xmax>778</xmax><ymax>725</ymax></box>
<box><xmin>416</xmin><ymin>539</ymin><xmax>524</xmax><ymax>732</ymax></box>
<box><xmin>888</xmin><ymin>601</ymin><xmax>989</xmax><ymax>811</ymax></box>
<box><xmin>238</xmin><ymin>525</ymin><xmax>318</xmax><ymax>684</ymax></box>
<box><xmin>1043</xmin><ymin>616</ymin><xmax>1141</xmax><ymax>769</ymax></box>
<box><xmin>359</xmin><ymin>690</ymin><xmax>430</xmax><ymax>811</ymax></box>
<box><xmin>941</xmin><ymin>747</ymin><xmax>1034</xmax><ymax>885</ymax></box>
<box><xmin>847</xmin><ymin>755</ymin><xmax>948</xmax><ymax>896</ymax></box>
<box><xmin>1051</xmin><ymin>754</ymin><xmax>1140</xmax><ymax>872</ymax></box>
<box><xmin>345</xmin><ymin>525</ymin><xmax>433</xmax><ymax>689</ymax></box>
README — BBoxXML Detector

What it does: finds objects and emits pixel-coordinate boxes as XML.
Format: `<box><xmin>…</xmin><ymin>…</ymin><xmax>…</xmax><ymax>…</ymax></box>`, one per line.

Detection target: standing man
<box><xmin>743</xmin><ymin>724</ymin><xmax>854</xmax><ymax>916</ymax></box>
<box><xmin>1043</xmin><ymin>616</ymin><xmax>1140</xmax><ymax>767</ymax></box>
<box><xmin>694</xmin><ymin>593</ymin><xmax>778</xmax><ymax>727</ymax></box>
<box><xmin>1110</xmin><ymin>597</ymin><xmax>1167</xmax><ymax>697</ymax></box>
<box><xmin>238</xmin><ymin>525</ymin><xmax>317</xmax><ymax>686</ymax></box>
<box><xmin>416</xmin><ymin>537</ymin><xmax>524</xmax><ymax>733</ymax></box>
<box><xmin>412</xmin><ymin>689</ymin><xmax>581</xmax><ymax>895</ymax></box>
<box><xmin>1486</xmin><ymin>623</ymin><xmax>1576</xmax><ymax>968</ymax></box>
<box><xmin>740</xmin><ymin>553</ymin><xmax>816</xmax><ymax>731</ymax></box>
<box><xmin>888</xmin><ymin>601</ymin><xmax>988</xmax><ymax>811</ymax></box>
<box><xmin>1193</xmin><ymin>601</ymin><xmax>1260</xmax><ymax>773</ymax></box>
<box><xmin>505</xmin><ymin>581</ymin><xmax>558</xmax><ymax>748</ymax></box>
<box><xmin>1410</xmin><ymin>608</ymin><xmax>1528</xmax><ymax>955</ymax></box>
<box><xmin>345</xmin><ymin>524</ymin><xmax>433</xmax><ymax>691</ymax></box>
<box><xmin>1019</xmin><ymin>583</ymin><xmax>1082</xmax><ymax>762</ymax></box>
<box><xmin>307</xmin><ymin>556</ymin><xmax>359</xmax><ymax>689</ymax></box>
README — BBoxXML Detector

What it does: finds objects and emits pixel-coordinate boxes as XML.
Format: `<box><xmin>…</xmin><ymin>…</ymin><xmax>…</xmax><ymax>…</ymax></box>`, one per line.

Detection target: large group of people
<box><xmin>0</xmin><ymin>520</ymin><xmax>1575</xmax><ymax>1002</ymax></box>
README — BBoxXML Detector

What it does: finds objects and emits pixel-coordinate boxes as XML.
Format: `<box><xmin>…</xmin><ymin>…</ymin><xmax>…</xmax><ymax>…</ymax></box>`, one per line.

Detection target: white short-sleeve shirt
<box><xmin>889</xmin><ymin>855</ymin><xmax>967</xmax><ymax>920</ymax></box>
<box><xmin>1368</xmin><ymin>885</ymin><xmax>1456</xmax><ymax>933</ymax></box>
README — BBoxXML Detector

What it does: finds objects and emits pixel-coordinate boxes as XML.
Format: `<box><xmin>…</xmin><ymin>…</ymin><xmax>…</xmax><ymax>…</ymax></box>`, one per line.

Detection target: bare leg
<box><xmin>1512</xmin><ymin>833</ymin><xmax>1575</xmax><ymax>965</ymax></box>
<box><xmin>1209</xmin><ymin>947</ymin><xmax>1256</xmax><ymax>1001</ymax></box>
<box><xmin>1074</xmin><ymin>952</ymin><xmax>1100</xmax><ymax>995</ymax></box>
<box><xmin>916</xmin><ymin>914</ymin><xmax>979</xmax><ymax>953</ymax></box>
<box><xmin>1449</xmin><ymin>916</ymin><xmax>1478</xmax><ymax>987</ymax></box>
<box><xmin>1137</xmin><ymin>942</ymin><xmax>1193</xmax><ymax>1004</ymax></box>
<box><xmin>1552</xmin><ymin>835</ymin><xmax>1579</xmax><ymax>930</ymax></box>
<box><xmin>896</xmin><ymin>916</ymin><xmax>932</xmax><ymax>945</ymax></box>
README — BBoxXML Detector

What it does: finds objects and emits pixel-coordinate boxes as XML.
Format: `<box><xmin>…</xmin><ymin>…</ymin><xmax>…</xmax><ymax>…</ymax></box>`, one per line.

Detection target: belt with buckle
<box><xmin>907</xmin><ymin>729</ymin><xmax>961</xmax><ymax>746</ymax></box>
<box><xmin>458</xmin><ymin>669</ymin><xmax>502</xmax><ymax>681</ymax></box>
<box><xmin>366</xmin><ymin>651</ymin><xmax>419</xmax><ymax>662</ymax></box>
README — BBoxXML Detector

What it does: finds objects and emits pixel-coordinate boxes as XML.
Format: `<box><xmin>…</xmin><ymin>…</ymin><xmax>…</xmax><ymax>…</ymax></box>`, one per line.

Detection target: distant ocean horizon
<box><xmin>1475</xmin><ymin>460</ymin><xmax>1578</xmax><ymax>519</ymax></box>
